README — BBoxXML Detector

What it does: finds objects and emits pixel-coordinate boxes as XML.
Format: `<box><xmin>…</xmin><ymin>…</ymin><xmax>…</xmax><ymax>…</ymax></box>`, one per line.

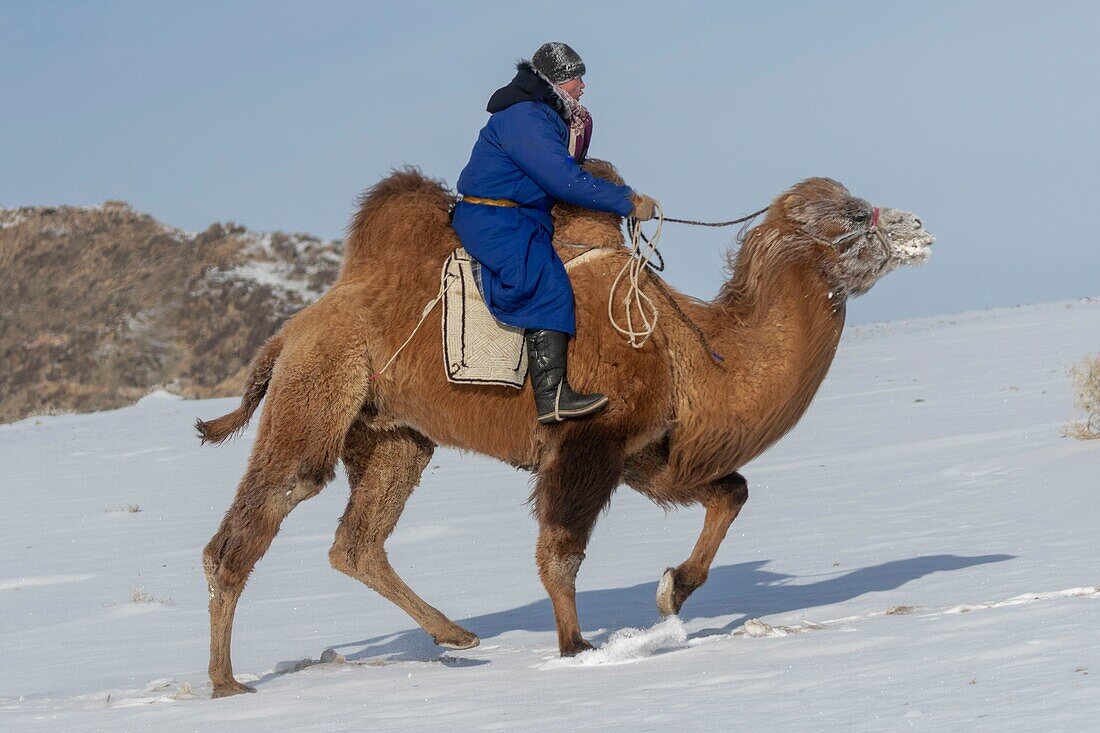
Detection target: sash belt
<box><xmin>462</xmin><ymin>196</ymin><xmax>519</xmax><ymax>208</ymax></box>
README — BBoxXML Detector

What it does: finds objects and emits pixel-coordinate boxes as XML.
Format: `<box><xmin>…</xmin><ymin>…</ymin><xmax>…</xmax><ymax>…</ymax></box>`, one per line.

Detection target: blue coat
<box><xmin>453</xmin><ymin>63</ymin><xmax>634</xmax><ymax>335</ymax></box>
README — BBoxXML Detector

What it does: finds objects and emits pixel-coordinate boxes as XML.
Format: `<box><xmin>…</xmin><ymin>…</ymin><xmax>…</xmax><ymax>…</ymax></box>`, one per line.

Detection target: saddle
<box><xmin>440</xmin><ymin>247</ymin><xmax>609</xmax><ymax>388</ymax></box>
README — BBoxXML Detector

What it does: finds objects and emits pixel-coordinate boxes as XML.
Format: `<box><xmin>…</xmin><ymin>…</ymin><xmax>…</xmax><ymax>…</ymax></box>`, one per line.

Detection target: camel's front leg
<box><xmin>655</xmin><ymin>472</ymin><xmax>748</xmax><ymax>617</ymax></box>
<box><xmin>533</xmin><ymin>429</ymin><xmax>624</xmax><ymax>655</ymax></box>
<box><xmin>535</xmin><ymin>523</ymin><xmax>593</xmax><ymax>655</ymax></box>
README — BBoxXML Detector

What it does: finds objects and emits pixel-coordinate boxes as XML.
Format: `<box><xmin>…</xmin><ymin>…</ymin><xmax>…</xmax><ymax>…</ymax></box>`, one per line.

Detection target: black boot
<box><xmin>524</xmin><ymin>329</ymin><xmax>609</xmax><ymax>425</ymax></box>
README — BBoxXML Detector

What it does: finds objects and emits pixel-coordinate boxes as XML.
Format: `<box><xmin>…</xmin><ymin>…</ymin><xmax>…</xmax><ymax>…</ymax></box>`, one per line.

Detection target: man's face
<box><xmin>558</xmin><ymin>77</ymin><xmax>585</xmax><ymax>101</ymax></box>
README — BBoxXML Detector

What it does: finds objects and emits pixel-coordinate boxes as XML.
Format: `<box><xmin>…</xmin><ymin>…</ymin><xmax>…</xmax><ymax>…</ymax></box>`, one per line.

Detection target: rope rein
<box><xmin>662</xmin><ymin>208</ymin><xmax>769</xmax><ymax>228</ymax></box>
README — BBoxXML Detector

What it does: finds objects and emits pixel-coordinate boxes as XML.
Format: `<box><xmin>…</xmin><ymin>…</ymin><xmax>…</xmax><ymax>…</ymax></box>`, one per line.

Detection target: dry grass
<box><xmin>105</xmin><ymin>504</ymin><xmax>142</xmax><ymax>514</ymax></box>
<box><xmin>131</xmin><ymin>587</ymin><xmax>172</xmax><ymax>605</ymax></box>
<box><xmin>1064</xmin><ymin>354</ymin><xmax>1100</xmax><ymax>440</ymax></box>
<box><xmin>25</xmin><ymin>405</ymin><xmax>74</xmax><ymax>420</ymax></box>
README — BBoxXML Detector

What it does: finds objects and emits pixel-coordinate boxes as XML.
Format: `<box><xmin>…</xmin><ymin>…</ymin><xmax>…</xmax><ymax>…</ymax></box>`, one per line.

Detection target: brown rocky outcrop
<box><xmin>0</xmin><ymin>201</ymin><xmax>341</xmax><ymax>423</ymax></box>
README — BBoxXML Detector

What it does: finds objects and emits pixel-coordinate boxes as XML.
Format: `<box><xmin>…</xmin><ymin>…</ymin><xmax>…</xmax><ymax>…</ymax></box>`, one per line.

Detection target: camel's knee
<box><xmin>283</xmin><ymin>477</ymin><xmax>325</xmax><ymax>509</ymax></box>
<box><xmin>536</xmin><ymin>527</ymin><xmax>587</xmax><ymax>587</ymax></box>
<box><xmin>202</xmin><ymin>547</ymin><xmax>222</xmax><ymax>596</ymax></box>
<box><xmin>203</xmin><ymin>533</ymin><xmax>257</xmax><ymax>592</ymax></box>
<box><xmin>539</xmin><ymin>551</ymin><xmax>585</xmax><ymax>588</ymax></box>
<box><xmin>203</xmin><ymin>474</ymin><xmax>325</xmax><ymax>589</ymax></box>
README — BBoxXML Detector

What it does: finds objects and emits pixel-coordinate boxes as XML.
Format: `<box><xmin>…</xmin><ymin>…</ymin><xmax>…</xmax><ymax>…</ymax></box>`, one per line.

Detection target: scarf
<box><xmin>554</xmin><ymin>86</ymin><xmax>593</xmax><ymax>164</ymax></box>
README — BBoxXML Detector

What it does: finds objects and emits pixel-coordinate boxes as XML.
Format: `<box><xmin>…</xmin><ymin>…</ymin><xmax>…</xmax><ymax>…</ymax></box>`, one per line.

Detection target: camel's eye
<box><xmin>851</xmin><ymin>210</ymin><xmax>871</xmax><ymax>223</ymax></box>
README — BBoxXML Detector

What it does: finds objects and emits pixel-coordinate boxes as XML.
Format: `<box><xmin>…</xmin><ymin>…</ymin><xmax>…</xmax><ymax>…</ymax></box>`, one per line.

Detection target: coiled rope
<box><xmin>611</xmin><ymin>203</ymin><xmax>768</xmax><ymax>362</ymax></box>
<box><xmin>608</xmin><ymin>203</ymin><xmax>664</xmax><ymax>348</ymax></box>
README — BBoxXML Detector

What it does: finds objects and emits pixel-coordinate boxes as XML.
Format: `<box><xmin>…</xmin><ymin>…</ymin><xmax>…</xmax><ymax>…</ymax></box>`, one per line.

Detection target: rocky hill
<box><xmin>0</xmin><ymin>202</ymin><xmax>342</xmax><ymax>423</ymax></box>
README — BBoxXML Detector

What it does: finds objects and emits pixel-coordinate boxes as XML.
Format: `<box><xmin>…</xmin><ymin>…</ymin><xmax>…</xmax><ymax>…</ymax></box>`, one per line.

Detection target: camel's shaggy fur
<box><xmin>197</xmin><ymin>160</ymin><xmax>933</xmax><ymax>696</ymax></box>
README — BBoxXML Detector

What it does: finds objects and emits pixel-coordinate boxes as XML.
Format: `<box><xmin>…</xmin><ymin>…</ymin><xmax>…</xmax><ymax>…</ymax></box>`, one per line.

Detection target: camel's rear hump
<box><xmin>340</xmin><ymin>168</ymin><xmax>458</xmax><ymax>282</ymax></box>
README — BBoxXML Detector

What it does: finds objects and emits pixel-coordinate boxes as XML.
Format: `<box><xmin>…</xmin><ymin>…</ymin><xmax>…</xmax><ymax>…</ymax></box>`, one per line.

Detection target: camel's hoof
<box><xmin>434</xmin><ymin>627</ymin><xmax>480</xmax><ymax>650</ymax></box>
<box><xmin>656</xmin><ymin>567</ymin><xmax>680</xmax><ymax>618</ymax></box>
<box><xmin>560</xmin><ymin>638</ymin><xmax>594</xmax><ymax>657</ymax></box>
<box><xmin>211</xmin><ymin>680</ymin><xmax>256</xmax><ymax>698</ymax></box>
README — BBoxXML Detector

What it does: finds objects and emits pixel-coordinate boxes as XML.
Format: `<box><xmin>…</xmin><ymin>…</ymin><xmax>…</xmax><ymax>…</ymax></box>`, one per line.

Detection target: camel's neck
<box><xmin>701</xmin><ymin>259</ymin><xmax>845</xmax><ymax>470</ymax></box>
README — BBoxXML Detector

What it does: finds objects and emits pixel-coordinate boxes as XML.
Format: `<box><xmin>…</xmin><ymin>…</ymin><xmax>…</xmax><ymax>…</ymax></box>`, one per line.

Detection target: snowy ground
<box><xmin>2</xmin><ymin>299</ymin><xmax>1098</xmax><ymax>732</ymax></box>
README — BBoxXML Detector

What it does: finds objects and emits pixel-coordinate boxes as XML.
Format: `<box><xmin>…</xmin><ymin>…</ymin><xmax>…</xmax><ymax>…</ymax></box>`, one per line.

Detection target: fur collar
<box><xmin>517</xmin><ymin>60</ymin><xmax>576</xmax><ymax>119</ymax></box>
<box><xmin>485</xmin><ymin>60</ymin><xmax>573</xmax><ymax>122</ymax></box>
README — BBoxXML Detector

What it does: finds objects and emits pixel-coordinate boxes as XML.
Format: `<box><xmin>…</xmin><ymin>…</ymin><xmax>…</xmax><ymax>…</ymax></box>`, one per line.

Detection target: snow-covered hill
<box><xmin>2</xmin><ymin>300</ymin><xmax>1098</xmax><ymax>732</ymax></box>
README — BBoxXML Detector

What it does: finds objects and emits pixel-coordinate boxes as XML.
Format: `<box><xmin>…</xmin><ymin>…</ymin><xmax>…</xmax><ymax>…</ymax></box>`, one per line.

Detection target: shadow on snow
<box><xmin>328</xmin><ymin>553</ymin><xmax>1013</xmax><ymax>664</ymax></box>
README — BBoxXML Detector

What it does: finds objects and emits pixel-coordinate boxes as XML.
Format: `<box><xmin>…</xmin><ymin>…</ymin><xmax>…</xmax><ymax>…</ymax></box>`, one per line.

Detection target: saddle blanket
<box><xmin>441</xmin><ymin>247</ymin><xmax>608</xmax><ymax>388</ymax></box>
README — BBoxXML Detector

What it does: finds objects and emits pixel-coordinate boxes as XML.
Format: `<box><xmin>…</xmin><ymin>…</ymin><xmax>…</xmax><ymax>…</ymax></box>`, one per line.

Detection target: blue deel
<box><xmin>453</xmin><ymin>101</ymin><xmax>634</xmax><ymax>335</ymax></box>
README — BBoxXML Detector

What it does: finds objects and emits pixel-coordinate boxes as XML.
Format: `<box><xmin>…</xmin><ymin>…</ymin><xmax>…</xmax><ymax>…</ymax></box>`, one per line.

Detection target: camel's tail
<box><xmin>195</xmin><ymin>332</ymin><xmax>284</xmax><ymax>445</ymax></box>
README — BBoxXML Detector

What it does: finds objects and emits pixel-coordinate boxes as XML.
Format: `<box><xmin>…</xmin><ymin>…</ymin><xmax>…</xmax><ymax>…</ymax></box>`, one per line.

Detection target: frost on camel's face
<box><xmin>833</xmin><ymin>204</ymin><xmax>935</xmax><ymax>297</ymax></box>
<box><xmin>780</xmin><ymin>178</ymin><xmax>935</xmax><ymax>297</ymax></box>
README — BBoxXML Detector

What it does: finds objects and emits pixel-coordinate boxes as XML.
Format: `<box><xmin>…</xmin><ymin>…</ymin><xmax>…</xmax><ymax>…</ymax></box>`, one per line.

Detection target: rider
<box><xmin>452</xmin><ymin>42</ymin><xmax>657</xmax><ymax>425</ymax></box>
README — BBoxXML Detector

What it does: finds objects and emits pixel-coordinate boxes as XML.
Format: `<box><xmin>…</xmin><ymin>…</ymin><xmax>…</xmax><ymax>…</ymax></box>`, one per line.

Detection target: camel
<box><xmin>196</xmin><ymin>160</ymin><xmax>934</xmax><ymax>697</ymax></box>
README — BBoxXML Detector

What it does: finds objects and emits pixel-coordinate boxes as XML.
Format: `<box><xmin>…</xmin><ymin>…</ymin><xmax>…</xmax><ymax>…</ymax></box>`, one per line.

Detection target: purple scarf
<box><xmin>568</xmin><ymin>103</ymin><xmax>592</xmax><ymax>163</ymax></box>
<box><xmin>551</xmin><ymin>83</ymin><xmax>593</xmax><ymax>164</ymax></box>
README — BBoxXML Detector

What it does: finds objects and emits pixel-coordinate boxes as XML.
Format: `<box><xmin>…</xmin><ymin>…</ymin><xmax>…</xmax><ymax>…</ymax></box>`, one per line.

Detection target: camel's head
<box><xmin>776</xmin><ymin>178</ymin><xmax>935</xmax><ymax>296</ymax></box>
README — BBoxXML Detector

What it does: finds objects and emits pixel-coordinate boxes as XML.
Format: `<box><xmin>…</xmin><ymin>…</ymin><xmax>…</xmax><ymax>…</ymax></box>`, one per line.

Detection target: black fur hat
<box><xmin>531</xmin><ymin>42</ymin><xmax>585</xmax><ymax>83</ymax></box>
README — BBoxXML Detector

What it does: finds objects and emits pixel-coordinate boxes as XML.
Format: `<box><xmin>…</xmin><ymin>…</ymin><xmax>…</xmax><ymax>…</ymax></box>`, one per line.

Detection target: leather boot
<box><xmin>524</xmin><ymin>329</ymin><xmax>609</xmax><ymax>425</ymax></box>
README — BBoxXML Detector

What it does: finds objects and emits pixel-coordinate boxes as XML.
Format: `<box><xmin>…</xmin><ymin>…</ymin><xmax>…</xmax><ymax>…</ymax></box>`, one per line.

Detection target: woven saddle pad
<box><xmin>441</xmin><ymin>247</ymin><xmax>526</xmax><ymax>388</ymax></box>
<box><xmin>441</xmin><ymin>247</ymin><xmax>608</xmax><ymax>388</ymax></box>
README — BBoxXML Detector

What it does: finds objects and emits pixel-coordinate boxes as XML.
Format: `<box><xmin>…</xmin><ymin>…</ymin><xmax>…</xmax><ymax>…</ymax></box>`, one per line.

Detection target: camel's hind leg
<box><xmin>203</xmin><ymin>457</ymin><xmax>330</xmax><ymax>698</ymax></box>
<box><xmin>533</xmin><ymin>427</ymin><xmax>624</xmax><ymax>656</ymax></box>
<box><xmin>203</xmin><ymin>338</ymin><xmax>371</xmax><ymax>698</ymax></box>
<box><xmin>329</xmin><ymin>417</ymin><xmax>478</xmax><ymax>650</ymax></box>
<box><xmin>630</xmin><ymin>469</ymin><xmax>748</xmax><ymax>617</ymax></box>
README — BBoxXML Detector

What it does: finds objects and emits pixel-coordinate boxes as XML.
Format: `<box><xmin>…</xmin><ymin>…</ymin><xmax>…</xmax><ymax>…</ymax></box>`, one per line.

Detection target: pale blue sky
<box><xmin>3</xmin><ymin>1</ymin><xmax>1097</xmax><ymax>324</ymax></box>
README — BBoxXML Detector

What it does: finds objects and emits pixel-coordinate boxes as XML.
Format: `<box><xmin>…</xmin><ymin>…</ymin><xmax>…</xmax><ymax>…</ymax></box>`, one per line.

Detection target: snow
<box><xmin>208</xmin><ymin>260</ymin><xmax>319</xmax><ymax>300</ymax></box>
<box><xmin>0</xmin><ymin>211</ymin><xmax>27</xmax><ymax>229</ymax></box>
<box><xmin>541</xmin><ymin>617</ymin><xmax>689</xmax><ymax>668</ymax></box>
<box><xmin>1</xmin><ymin>298</ymin><xmax>1098</xmax><ymax>731</ymax></box>
<box><xmin>206</xmin><ymin>229</ymin><xmax>340</xmax><ymax>301</ymax></box>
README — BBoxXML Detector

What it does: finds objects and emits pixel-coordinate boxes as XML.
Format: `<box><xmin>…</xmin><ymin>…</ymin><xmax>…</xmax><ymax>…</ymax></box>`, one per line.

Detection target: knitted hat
<box><xmin>531</xmin><ymin>42</ymin><xmax>586</xmax><ymax>83</ymax></box>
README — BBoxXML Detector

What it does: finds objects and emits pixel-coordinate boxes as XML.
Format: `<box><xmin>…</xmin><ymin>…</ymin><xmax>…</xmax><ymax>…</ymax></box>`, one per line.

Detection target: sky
<box><xmin>2</xmin><ymin>0</ymin><xmax>1097</xmax><ymax>325</ymax></box>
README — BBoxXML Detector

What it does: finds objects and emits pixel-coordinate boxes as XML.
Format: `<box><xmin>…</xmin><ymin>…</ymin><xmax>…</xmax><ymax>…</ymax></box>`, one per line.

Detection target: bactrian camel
<box><xmin>196</xmin><ymin>160</ymin><xmax>934</xmax><ymax>697</ymax></box>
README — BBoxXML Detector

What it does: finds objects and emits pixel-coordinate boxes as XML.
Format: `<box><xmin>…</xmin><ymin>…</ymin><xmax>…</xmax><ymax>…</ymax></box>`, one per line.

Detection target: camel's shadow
<box><xmin>331</xmin><ymin>553</ymin><xmax>1013</xmax><ymax>663</ymax></box>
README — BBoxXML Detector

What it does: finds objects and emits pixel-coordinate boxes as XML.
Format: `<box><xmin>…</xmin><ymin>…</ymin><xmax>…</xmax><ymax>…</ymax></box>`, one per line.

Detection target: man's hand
<box><xmin>631</xmin><ymin>193</ymin><xmax>658</xmax><ymax>221</ymax></box>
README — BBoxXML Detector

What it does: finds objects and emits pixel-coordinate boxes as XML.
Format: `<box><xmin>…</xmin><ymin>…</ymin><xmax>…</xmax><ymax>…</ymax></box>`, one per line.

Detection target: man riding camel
<box><xmin>453</xmin><ymin>42</ymin><xmax>657</xmax><ymax>425</ymax></box>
